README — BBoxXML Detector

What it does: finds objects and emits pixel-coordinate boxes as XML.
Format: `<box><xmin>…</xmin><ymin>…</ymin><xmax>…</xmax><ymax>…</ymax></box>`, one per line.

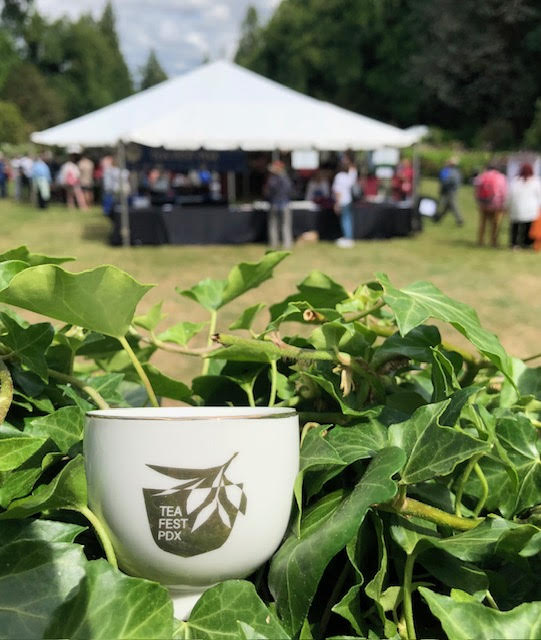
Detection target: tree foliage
<box><xmin>139</xmin><ymin>49</ymin><xmax>168</xmax><ymax>91</ymax></box>
<box><xmin>0</xmin><ymin>100</ymin><xmax>28</xmax><ymax>143</ymax></box>
<box><xmin>235</xmin><ymin>0</ymin><xmax>541</xmax><ymax>146</ymax></box>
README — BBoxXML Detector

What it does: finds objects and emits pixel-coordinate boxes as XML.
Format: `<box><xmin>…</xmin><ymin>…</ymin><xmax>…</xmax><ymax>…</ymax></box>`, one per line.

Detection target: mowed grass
<box><xmin>0</xmin><ymin>180</ymin><xmax>539</xmax><ymax>384</ymax></box>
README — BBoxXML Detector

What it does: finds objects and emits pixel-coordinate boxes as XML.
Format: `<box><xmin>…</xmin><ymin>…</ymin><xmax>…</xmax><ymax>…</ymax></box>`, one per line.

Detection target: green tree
<box><xmin>0</xmin><ymin>61</ymin><xmax>65</xmax><ymax>128</ymax></box>
<box><xmin>0</xmin><ymin>100</ymin><xmax>28</xmax><ymax>142</ymax></box>
<box><xmin>524</xmin><ymin>98</ymin><xmax>541</xmax><ymax>150</ymax></box>
<box><xmin>0</xmin><ymin>0</ymin><xmax>33</xmax><ymax>35</ymax></box>
<box><xmin>234</xmin><ymin>6</ymin><xmax>261</xmax><ymax>68</ymax></box>
<box><xmin>0</xmin><ymin>28</ymin><xmax>17</xmax><ymax>91</ymax></box>
<box><xmin>98</xmin><ymin>1</ymin><xmax>132</xmax><ymax>99</ymax></box>
<box><xmin>139</xmin><ymin>49</ymin><xmax>168</xmax><ymax>90</ymax></box>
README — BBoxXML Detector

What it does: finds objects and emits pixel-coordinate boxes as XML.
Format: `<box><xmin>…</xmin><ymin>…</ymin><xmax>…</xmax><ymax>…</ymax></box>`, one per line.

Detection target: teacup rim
<box><xmin>86</xmin><ymin>406</ymin><xmax>298</xmax><ymax>421</ymax></box>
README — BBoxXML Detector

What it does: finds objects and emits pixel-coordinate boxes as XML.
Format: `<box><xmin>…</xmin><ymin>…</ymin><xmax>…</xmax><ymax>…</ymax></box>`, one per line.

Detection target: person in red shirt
<box><xmin>474</xmin><ymin>164</ymin><xmax>508</xmax><ymax>247</ymax></box>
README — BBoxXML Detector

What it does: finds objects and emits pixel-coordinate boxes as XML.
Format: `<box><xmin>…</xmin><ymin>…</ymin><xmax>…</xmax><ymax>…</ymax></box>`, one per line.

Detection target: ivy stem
<box><xmin>48</xmin><ymin>369</ymin><xmax>110</xmax><ymax>410</ymax></box>
<box><xmin>454</xmin><ymin>453</ymin><xmax>483</xmax><ymax>517</ymax></box>
<box><xmin>118</xmin><ymin>336</ymin><xmax>159</xmax><ymax>407</ymax></box>
<box><xmin>403</xmin><ymin>553</ymin><xmax>417</xmax><ymax>640</ymax></box>
<box><xmin>214</xmin><ymin>333</ymin><xmax>354</xmax><ymax>366</ymax></box>
<box><xmin>131</xmin><ymin>328</ymin><xmax>215</xmax><ymax>357</ymax></box>
<box><xmin>345</xmin><ymin>299</ymin><xmax>385</xmax><ymax>322</ymax></box>
<box><xmin>202</xmin><ymin>310</ymin><xmax>218</xmax><ymax>375</ymax></box>
<box><xmin>269</xmin><ymin>359</ymin><xmax>278</xmax><ymax>407</ymax></box>
<box><xmin>523</xmin><ymin>352</ymin><xmax>541</xmax><ymax>363</ymax></box>
<box><xmin>485</xmin><ymin>592</ymin><xmax>499</xmax><ymax>610</ymax></box>
<box><xmin>379</xmin><ymin>496</ymin><xmax>482</xmax><ymax>531</ymax></box>
<box><xmin>0</xmin><ymin>360</ymin><xmax>13</xmax><ymax>423</ymax></box>
<box><xmin>473</xmin><ymin>463</ymin><xmax>489</xmax><ymax>517</ymax></box>
<box><xmin>244</xmin><ymin>385</ymin><xmax>256</xmax><ymax>407</ymax></box>
<box><xmin>78</xmin><ymin>505</ymin><xmax>118</xmax><ymax>569</ymax></box>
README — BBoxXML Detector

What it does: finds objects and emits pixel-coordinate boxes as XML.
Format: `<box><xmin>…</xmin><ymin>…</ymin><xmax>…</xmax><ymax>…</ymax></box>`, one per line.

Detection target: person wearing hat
<box><xmin>264</xmin><ymin>160</ymin><xmax>293</xmax><ymax>249</ymax></box>
<box><xmin>435</xmin><ymin>156</ymin><xmax>463</xmax><ymax>226</ymax></box>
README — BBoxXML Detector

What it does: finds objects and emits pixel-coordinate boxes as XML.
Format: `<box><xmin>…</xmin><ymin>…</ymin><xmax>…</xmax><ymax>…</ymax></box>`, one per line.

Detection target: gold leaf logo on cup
<box><xmin>143</xmin><ymin>452</ymin><xmax>247</xmax><ymax>557</ymax></box>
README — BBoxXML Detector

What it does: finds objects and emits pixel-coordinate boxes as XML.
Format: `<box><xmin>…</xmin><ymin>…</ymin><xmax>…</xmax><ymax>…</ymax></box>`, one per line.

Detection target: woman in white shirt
<box><xmin>506</xmin><ymin>163</ymin><xmax>541</xmax><ymax>249</ymax></box>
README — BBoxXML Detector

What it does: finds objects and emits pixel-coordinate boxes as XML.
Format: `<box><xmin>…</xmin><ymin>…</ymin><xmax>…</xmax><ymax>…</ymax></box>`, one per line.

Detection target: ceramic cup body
<box><xmin>84</xmin><ymin>407</ymin><xmax>299</xmax><ymax>617</ymax></box>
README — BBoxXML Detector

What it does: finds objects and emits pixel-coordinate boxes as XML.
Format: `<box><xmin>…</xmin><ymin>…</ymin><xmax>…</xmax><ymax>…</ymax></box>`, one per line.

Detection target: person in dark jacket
<box><xmin>264</xmin><ymin>160</ymin><xmax>293</xmax><ymax>249</ymax></box>
<box><xmin>435</xmin><ymin>157</ymin><xmax>463</xmax><ymax>226</ymax></box>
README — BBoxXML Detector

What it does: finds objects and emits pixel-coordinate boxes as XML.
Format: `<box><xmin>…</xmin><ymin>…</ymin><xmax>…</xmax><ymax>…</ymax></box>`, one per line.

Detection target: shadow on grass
<box><xmin>81</xmin><ymin>222</ymin><xmax>110</xmax><ymax>242</ymax></box>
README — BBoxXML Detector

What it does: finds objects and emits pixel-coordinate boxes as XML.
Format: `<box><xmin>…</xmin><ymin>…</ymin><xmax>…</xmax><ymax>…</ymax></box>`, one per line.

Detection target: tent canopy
<box><xmin>32</xmin><ymin>61</ymin><xmax>419</xmax><ymax>151</ymax></box>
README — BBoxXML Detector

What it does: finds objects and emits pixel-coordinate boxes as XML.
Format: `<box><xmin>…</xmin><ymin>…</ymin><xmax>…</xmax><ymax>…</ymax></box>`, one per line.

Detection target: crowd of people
<box><xmin>435</xmin><ymin>157</ymin><xmax>541</xmax><ymax>250</ymax></box>
<box><xmin>264</xmin><ymin>155</ymin><xmax>414</xmax><ymax>249</ymax></box>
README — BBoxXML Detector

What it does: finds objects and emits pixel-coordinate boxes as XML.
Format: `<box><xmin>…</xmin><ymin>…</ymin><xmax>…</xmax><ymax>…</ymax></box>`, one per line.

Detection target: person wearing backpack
<box><xmin>474</xmin><ymin>163</ymin><xmax>507</xmax><ymax>247</ymax></box>
<box><xmin>435</xmin><ymin>157</ymin><xmax>463</xmax><ymax>226</ymax></box>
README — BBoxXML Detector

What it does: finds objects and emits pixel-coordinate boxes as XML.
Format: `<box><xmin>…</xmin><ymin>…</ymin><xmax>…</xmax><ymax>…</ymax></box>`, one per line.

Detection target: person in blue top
<box><xmin>435</xmin><ymin>157</ymin><xmax>464</xmax><ymax>226</ymax></box>
<box><xmin>0</xmin><ymin>153</ymin><xmax>7</xmax><ymax>198</ymax></box>
<box><xmin>31</xmin><ymin>155</ymin><xmax>52</xmax><ymax>209</ymax></box>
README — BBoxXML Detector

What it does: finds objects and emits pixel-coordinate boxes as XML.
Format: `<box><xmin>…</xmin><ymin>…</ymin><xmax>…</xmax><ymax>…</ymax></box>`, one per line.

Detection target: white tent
<box><xmin>32</xmin><ymin>60</ymin><xmax>419</xmax><ymax>150</ymax></box>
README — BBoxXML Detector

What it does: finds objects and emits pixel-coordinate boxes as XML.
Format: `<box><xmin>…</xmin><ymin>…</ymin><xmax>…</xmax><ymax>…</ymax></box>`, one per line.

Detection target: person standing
<box><xmin>0</xmin><ymin>153</ymin><xmax>7</xmax><ymax>198</ymax></box>
<box><xmin>435</xmin><ymin>157</ymin><xmax>463</xmax><ymax>226</ymax></box>
<box><xmin>59</xmin><ymin>156</ymin><xmax>87</xmax><ymax>210</ymax></box>
<box><xmin>474</xmin><ymin>164</ymin><xmax>507</xmax><ymax>247</ymax></box>
<box><xmin>19</xmin><ymin>154</ymin><xmax>33</xmax><ymax>201</ymax></box>
<box><xmin>264</xmin><ymin>160</ymin><xmax>293</xmax><ymax>249</ymax></box>
<box><xmin>78</xmin><ymin>154</ymin><xmax>95</xmax><ymax>207</ymax></box>
<box><xmin>31</xmin><ymin>155</ymin><xmax>52</xmax><ymax>209</ymax></box>
<box><xmin>332</xmin><ymin>156</ymin><xmax>358</xmax><ymax>248</ymax></box>
<box><xmin>506</xmin><ymin>163</ymin><xmax>541</xmax><ymax>249</ymax></box>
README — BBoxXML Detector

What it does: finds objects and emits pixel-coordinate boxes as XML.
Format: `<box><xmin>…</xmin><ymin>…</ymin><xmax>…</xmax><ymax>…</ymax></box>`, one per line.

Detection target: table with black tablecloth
<box><xmin>110</xmin><ymin>202</ymin><xmax>415</xmax><ymax>246</ymax></box>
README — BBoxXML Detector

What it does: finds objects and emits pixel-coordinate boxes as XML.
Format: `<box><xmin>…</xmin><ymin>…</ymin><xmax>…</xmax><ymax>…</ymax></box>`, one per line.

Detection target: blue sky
<box><xmin>36</xmin><ymin>0</ymin><xmax>280</xmax><ymax>79</ymax></box>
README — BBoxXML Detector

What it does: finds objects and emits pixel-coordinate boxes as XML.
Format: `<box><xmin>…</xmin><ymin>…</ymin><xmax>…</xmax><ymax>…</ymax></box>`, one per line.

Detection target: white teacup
<box><xmin>84</xmin><ymin>407</ymin><xmax>299</xmax><ymax>618</ymax></box>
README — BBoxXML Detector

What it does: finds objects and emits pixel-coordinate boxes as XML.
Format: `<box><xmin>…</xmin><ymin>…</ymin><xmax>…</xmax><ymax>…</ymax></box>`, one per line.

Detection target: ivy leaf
<box><xmin>269</xmin><ymin>447</ymin><xmax>405</xmax><ymax>635</ymax></box>
<box><xmin>229</xmin><ymin>303</ymin><xmax>266</xmax><ymax>331</ymax></box>
<box><xmin>180</xmin><ymin>252</ymin><xmax>288</xmax><ymax>311</ymax></box>
<box><xmin>186</xmin><ymin>580</ymin><xmax>289</xmax><ymax>640</ymax></box>
<box><xmin>0</xmin><ymin>314</ymin><xmax>54</xmax><ymax>381</ymax></box>
<box><xmin>371</xmin><ymin>325</ymin><xmax>442</xmax><ymax>368</ymax></box>
<box><xmin>0</xmin><ymin>455</ymin><xmax>86</xmax><ymax>519</ymax></box>
<box><xmin>158</xmin><ymin>321</ymin><xmax>206</xmax><ymax>346</ymax></box>
<box><xmin>302</xmin><ymin>368</ymin><xmax>370</xmax><ymax>416</ymax></box>
<box><xmin>467</xmin><ymin>415</ymin><xmax>541</xmax><ymax>517</ymax></box>
<box><xmin>389</xmin><ymin>401</ymin><xmax>490</xmax><ymax>484</ymax></box>
<box><xmin>142</xmin><ymin>364</ymin><xmax>193</xmax><ymax>403</ymax></box>
<box><xmin>377</xmin><ymin>274</ymin><xmax>513</xmax><ymax>380</ymax></box>
<box><xmin>133</xmin><ymin>302</ymin><xmax>166</xmax><ymax>331</ymax></box>
<box><xmin>419</xmin><ymin>587</ymin><xmax>541</xmax><ymax>640</ymax></box>
<box><xmin>431</xmin><ymin>347</ymin><xmax>461</xmax><ymax>401</ymax></box>
<box><xmin>0</xmin><ymin>434</ymin><xmax>48</xmax><ymax>471</ymax></box>
<box><xmin>332</xmin><ymin>585</ymin><xmax>365</xmax><ymax>637</ymax></box>
<box><xmin>0</xmin><ymin>519</ymin><xmax>86</xmax><ymax>545</ymax></box>
<box><xmin>0</xmin><ymin>540</ymin><xmax>87</xmax><ymax>640</ymax></box>
<box><xmin>0</xmin><ymin>260</ymin><xmax>29</xmax><ymax>289</ymax></box>
<box><xmin>0</xmin><ymin>246</ymin><xmax>74</xmax><ymax>266</ymax></box>
<box><xmin>270</xmin><ymin>271</ymin><xmax>349</xmax><ymax>321</ymax></box>
<box><xmin>44</xmin><ymin>559</ymin><xmax>174</xmax><ymax>639</ymax></box>
<box><xmin>26</xmin><ymin>406</ymin><xmax>84</xmax><ymax>454</ymax></box>
<box><xmin>365</xmin><ymin>514</ymin><xmax>398</xmax><ymax>638</ymax></box>
<box><xmin>86</xmin><ymin>373</ymin><xmax>126</xmax><ymax>405</ymax></box>
<box><xmin>0</xmin><ymin>264</ymin><xmax>152</xmax><ymax>339</ymax></box>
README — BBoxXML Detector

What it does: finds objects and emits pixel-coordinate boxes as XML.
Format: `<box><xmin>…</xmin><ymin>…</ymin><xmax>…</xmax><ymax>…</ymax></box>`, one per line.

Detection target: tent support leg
<box><xmin>117</xmin><ymin>140</ymin><xmax>131</xmax><ymax>247</ymax></box>
<box><xmin>227</xmin><ymin>171</ymin><xmax>236</xmax><ymax>204</ymax></box>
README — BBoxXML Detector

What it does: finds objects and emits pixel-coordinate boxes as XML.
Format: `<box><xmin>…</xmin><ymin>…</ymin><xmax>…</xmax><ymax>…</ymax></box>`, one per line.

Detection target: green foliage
<box><xmin>139</xmin><ymin>49</ymin><xmax>168</xmax><ymax>90</ymax></box>
<box><xmin>0</xmin><ymin>61</ymin><xmax>65</xmax><ymax>129</ymax></box>
<box><xmin>0</xmin><ymin>247</ymin><xmax>540</xmax><ymax>639</ymax></box>
<box><xmin>236</xmin><ymin>0</ymin><xmax>541</xmax><ymax>144</ymax></box>
<box><xmin>0</xmin><ymin>99</ymin><xmax>28</xmax><ymax>143</ymax></box>
<box><xmin>524</xmin><ymin>98</ymin><xmax>541</xmax><ymax>150</ymax></box>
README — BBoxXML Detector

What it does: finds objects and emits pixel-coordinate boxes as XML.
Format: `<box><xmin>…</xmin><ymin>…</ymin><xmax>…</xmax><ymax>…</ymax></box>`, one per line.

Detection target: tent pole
<box><xmin>117</xmin><ymin>140</ymin><xmax>131</xmax><ymax>247</ymax></box>
<box><xmin>227</xmin><ymin>171</ymin><xmax>236</xmax><ymax>203</ymax></box>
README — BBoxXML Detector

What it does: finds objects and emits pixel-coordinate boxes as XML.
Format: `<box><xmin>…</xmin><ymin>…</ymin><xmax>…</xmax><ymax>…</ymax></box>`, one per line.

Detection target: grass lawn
<box><xmin>0</xmin><ymin>181</ymin><xmax>539</xmax><ymax>384</ymax></box>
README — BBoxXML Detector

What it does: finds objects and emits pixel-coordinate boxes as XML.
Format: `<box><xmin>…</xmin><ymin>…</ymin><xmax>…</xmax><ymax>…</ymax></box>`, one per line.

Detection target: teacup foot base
<box><xmin>170</xmin><ymin>589</ymin><xmax>205</xmax><ymax>620</ymax></box>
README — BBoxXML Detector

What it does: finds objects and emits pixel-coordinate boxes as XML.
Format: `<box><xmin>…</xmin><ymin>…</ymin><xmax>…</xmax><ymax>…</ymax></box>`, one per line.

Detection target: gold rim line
<box><xmin>86</xmin><ymin>410</ymin><xmax>298</xmax><ymax>422</ymax></box>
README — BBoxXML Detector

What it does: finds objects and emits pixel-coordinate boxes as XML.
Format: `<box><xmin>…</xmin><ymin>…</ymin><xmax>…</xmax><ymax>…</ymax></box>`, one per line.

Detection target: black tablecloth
<box><xmin>110</xmin><ymin>203</ymin><xmax>414</xmax><ymax>246</ymax></box>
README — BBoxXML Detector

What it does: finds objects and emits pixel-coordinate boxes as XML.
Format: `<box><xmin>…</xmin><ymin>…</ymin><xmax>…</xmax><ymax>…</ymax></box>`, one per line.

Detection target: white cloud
<box><xmin>35</xmin><ymin>0</ymin><xmax>278</xmax><ymax>76</ymax></box>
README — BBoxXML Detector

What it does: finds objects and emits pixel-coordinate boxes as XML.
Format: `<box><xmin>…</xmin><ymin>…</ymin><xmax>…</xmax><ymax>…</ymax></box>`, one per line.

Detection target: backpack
<box><xmin>475</xmin><ymin>174</ymin><xmax>496</xmax><ymax>206</ymax></box>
